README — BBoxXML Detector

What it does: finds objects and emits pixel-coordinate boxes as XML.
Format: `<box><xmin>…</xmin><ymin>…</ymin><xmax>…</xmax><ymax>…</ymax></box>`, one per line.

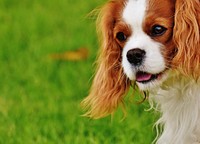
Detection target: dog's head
<box><xmin>82</xmin><ymin>0</ymin><xmax>200</xmax><ymax>118</ymax></box>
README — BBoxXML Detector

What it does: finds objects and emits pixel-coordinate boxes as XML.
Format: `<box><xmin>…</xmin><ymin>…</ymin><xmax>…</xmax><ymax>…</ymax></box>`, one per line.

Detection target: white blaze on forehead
<box><xmin>123</xmin><ymin>0</ymin><xmax>147</xmax><ymax>30</ymax></box>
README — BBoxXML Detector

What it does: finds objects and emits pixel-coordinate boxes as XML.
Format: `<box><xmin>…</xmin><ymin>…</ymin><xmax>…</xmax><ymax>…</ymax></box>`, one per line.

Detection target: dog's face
<box><xmin>117</xmin><ymin>0</ymin><xmax>176</xmax><ymax>90</ymax></box>
<box><xmin>82</xmin><ymin>0</ymin><xmax>200</xmax><ymax>118</ymax></box>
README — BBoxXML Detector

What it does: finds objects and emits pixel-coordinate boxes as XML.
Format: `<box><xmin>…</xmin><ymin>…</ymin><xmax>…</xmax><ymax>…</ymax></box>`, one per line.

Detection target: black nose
<box><xmin>126</xmin><ymin>48</ymin><xmax>146</xmax><ymax>66</ymax></box>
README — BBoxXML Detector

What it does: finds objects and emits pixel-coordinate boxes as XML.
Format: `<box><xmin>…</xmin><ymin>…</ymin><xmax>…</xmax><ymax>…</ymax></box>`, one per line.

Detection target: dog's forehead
<box><xmin>122</xmin><ymin>0</ymin><xmax>147</xmax><ymax>29</ymax></box>
<box><xmin>122</xmin><ymin>0</ymin><xmax>175</xmax><ymax>28</ymax></box>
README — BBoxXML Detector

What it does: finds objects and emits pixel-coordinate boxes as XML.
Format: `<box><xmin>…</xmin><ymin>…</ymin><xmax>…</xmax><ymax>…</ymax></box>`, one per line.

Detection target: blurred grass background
<box><xmin>0</xmin><ymin>0</ymin><xmax>156</xmax><ymax>143</ymax></box>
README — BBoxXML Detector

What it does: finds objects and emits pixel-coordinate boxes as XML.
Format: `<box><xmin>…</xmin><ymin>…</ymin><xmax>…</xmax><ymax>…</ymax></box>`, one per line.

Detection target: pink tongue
<box><xmin>136</xmin><ymin>72</ymin><xmax>152</xmax><ymax>82</ymax></box>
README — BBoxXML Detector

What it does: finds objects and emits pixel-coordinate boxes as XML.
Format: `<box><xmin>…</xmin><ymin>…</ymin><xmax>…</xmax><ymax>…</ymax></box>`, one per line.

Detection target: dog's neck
<box><xmin>150</xmin><ymin>72</ymin><xmax>200</xmax><ymax>144</ymax></box>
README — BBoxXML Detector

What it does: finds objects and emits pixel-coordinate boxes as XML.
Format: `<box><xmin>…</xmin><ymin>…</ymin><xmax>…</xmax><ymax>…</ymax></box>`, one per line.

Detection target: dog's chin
<box><xmin>134</xmin><ymin>70</ymin><xmax>168</xmax><ymax>91</ymax></box>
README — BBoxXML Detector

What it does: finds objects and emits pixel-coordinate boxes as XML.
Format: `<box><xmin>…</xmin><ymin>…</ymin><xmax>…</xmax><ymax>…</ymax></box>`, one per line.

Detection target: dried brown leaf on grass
<box><xmin>49</xmin><ymin>47</ymin><xmax>89</xmax><ymax>61</ymax></box>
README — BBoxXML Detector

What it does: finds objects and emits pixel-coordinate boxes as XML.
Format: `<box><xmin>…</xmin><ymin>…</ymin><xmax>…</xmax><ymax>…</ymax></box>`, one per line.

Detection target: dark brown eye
<box><xmin>151</xmin><ymin>25</ymin><xmax>167</xmax><ymax>36</ymax></box>
<box><xmin>116</xmin><ymin>32</ymin><xmax>127</xmax><ymax>42</ymax></box>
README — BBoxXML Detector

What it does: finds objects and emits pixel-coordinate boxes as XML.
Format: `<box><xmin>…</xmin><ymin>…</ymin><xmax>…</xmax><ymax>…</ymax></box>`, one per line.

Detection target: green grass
<box><xmin>0</xmin><ymin>0</ymin><xmax>156</xmax><ymax>143</ymax></box>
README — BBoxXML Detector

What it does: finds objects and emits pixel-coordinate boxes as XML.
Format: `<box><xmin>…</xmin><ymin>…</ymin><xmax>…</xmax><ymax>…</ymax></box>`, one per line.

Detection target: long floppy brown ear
<box><xmin>81</xmin><ymin>1</ymin><xmax>130</xmax><ymax>119</ymax></box>
<box><xmin>173</xmin><ymin>0</ymin><xmax>200</xmax><ymax>77</ymax></box>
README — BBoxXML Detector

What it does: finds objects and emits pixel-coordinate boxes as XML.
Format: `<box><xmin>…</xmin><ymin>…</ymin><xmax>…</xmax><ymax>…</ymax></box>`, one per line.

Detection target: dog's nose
<box><xmin>126</xmin><ymin>48</ymin><xmax>146</xmax><ymax>66</ymax></box>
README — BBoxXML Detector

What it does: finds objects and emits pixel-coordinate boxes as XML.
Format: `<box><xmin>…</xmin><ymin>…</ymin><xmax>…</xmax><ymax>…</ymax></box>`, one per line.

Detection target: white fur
<box><xmin>122</xmin><ymin>0</ymin><xmax>166</xmax><ymax>90</ymax></box>
<box><xmin>150</xmin><ymin>72</ymin><xmax>200</xmax><ymax>144</ymax></box>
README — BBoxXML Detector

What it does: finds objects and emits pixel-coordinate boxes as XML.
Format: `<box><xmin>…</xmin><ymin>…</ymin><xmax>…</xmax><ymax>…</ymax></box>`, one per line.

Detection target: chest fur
<box><xmin>150</xmin><ymin>75</ymin><xmax>200</xmax><ymax>144</ymax></box>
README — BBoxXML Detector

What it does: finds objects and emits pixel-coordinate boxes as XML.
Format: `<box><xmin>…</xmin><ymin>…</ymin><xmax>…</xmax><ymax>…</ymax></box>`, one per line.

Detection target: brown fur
<box><xmin>173</xmin><ymin>0</ymin><xmax>200</xmax><ymax>78</ymax></box>
<box><xmin>81</xmin><ymin>0</ymin><xmax>130</xmax><ymax>119</ymax></box>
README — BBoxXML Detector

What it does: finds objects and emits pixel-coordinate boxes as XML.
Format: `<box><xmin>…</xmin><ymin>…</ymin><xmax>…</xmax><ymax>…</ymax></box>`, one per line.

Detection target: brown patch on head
<box><xmin>99</xmin><ymin>0</ymin><xmax>131</xmax><ymax>49</ymax></box>
<box><xmin>143</xmin><ymin>0</ymin><xmax>176</xmax><ymax>67</ymax></box>
<box><xmin>114</xmin><ymin>21</ymin><xmax>132</xmax><ymax>48</ymax></box>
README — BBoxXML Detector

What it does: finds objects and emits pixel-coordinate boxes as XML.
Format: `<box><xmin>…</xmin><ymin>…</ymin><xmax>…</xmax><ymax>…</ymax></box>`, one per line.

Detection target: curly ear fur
<box><xmin>173</xmin><ymin>0</ymin><xmax>200</xmax><ymax>78</ymax></box>
<box><xmin>81</xmin><ymin>0</ymin><xmax>130</xmax><ymax>119</ymax></box>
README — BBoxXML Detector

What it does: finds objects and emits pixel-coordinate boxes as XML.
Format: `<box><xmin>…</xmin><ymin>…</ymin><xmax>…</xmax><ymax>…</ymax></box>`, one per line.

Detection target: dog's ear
<box><xmin>173</xmin><ymin>0</ymin><xmax>200</xmax><ymax>78</ymax></box>
<box><xmin>81</xmin><ymin>1</ymin><xmax>130</xmax><ymax>119</ymax></box>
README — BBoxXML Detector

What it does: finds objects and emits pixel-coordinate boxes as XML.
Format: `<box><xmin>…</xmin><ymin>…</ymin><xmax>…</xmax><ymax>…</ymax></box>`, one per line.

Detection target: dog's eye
<box><xmin>116</xmin><ymin>32</ymin><xmax>127</xmax><ymax>42</ymax></box>
<box><xmin>151</xmin><ymin>25</ymin><xmax>167</xmax><ymax>36</ymax></box>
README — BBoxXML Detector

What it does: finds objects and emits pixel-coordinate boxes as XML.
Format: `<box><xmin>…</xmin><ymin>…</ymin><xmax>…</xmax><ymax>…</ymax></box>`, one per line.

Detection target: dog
<box><xmin>81</xmin><ymin>0</ymin><xmax>200</xmax><ymax>143</ymax></box>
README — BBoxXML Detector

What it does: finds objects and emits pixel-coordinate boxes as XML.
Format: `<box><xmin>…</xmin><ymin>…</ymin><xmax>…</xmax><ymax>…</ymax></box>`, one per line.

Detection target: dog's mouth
<box><xmin>136</xmin><ymin>71</ymin><xmax>164</xmax><ymax>84</ymax></box>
